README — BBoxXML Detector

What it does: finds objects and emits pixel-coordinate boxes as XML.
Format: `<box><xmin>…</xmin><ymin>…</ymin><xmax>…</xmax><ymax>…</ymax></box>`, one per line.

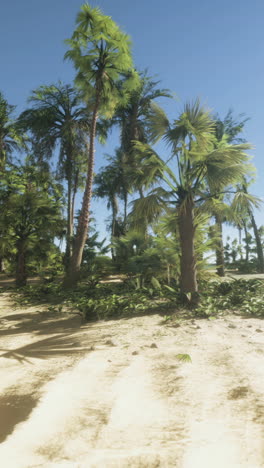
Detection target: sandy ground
<box><xmin>0</xmin><ymin>291</ymin><xmax>263</xmax><ymax>468</ymax></box>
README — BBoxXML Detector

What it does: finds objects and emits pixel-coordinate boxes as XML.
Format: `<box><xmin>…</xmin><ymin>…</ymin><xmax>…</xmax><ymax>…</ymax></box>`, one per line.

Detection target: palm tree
<box><xmin>0</xmin><ymin>92</ymin><xmax>26</xmax><ymax>272</ymax></box>
<box><xmin>133</xmin><ymin>100</ymin><xmax>253</xmax><ymax>305</ymax></box>
<box><xmin>0</xmin><ymin>164</ymin><xmax>63</xmax><ymax>286</ymax></box>
<box><xmin>0</xmin><ymin>92</ymin><xmax>26</xmax><ymax>170</ymax></box>
<box><xmin>63</xmin><ymin>3</ymin><xmax>137</xmax><ymax>286</ymax></box>
<box><xmin>113</xmin><ymin>73</ymin><xmax>171</xmax><ymax>210</ymax></box>
<box><xmin>115</xmin><ymin>72</ymin><xmax>171</xmax><ymax>152</ymax></box>
<box><xmin>93</xmin><ymin>152</ymin><xmax>126</xmax><ymax>258</ymax></box>
<box><xmin>212</xmin><ymin>110</ymin><xmax>249</xmax><ymax>276</ymax></box>
<box><xmin>18</xmin><ymin>83</ymin><xmax>90</xmax><ymax>265</ymax></box>
<box><xmin>232</xmin><ymin>179</ymin><xmax>264</xmax><ymax>272</ymax></box>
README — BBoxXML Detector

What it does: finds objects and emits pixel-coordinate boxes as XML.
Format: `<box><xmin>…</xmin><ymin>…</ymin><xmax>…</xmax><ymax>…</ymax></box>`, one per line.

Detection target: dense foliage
<box><xmin>0</xmin><ymin>2</ymin><xmax>263</xmax><ymax>319</ymax></box>
<box><xmin>6</xmin><ymin>277</ymin><xmax>264</xmax><ymax>322</ymax></box>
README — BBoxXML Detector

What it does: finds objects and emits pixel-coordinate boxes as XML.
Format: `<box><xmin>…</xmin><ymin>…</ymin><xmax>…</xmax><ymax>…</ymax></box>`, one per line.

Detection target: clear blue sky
<box><xmin>1</xmin><ymin>0</ymin><xmax>263</xmax><ymax>240</ymax></box>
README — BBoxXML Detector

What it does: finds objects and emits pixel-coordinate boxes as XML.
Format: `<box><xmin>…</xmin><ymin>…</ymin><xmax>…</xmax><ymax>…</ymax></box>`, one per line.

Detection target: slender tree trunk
<box><xmin>238</xmin><ymin>226</ymin><xmax>243</xmax><ymax>260</ymax></box>
<box><xmin>138</xmin><ymin>188</ymin><xmax>148</xmax><ymax>238</ymax></box>
<box><xmin>178</xmin><ymin>196</ymin><xmax>199</xmax><ymax>306</ymax></box>
<box><xmin>69</xmin><ymin>167</ymin><xmax>79</xmax><ymax>255</ymax></box>
<box><xmin>215</xmin><ymin>214</ymin><xmax>225</xmax><ymax>277</ymax></box>
<box><xmin>167</xmin><ymin>264</ymin><xmax>171</xmax><ymax>285</ymax></box>
<box><xmin>238</xmin><ymin>226</ymin><xmax>242</xmax><ymax>245</ymax></box>
<box><xmin>249</xmin><ymin>211</ymin><xmax>264</xmax><ymax>273</ymax></box>
<box><xmin>65</xmin><ymin>141</ymin><xmax>76</xmax><ymax>269</ymax></box>
<box><xmin>16</xmin><ymin>241</ymin><xmax>27</xmax><ymax>287</ymax></box>
<box><xmin>124</xmin><ymin>192</ymin><xmax>128</xmax><ymax>228</ymax></box>
<box><xmin>65</xmin><ymin>176</ymin><xmax>73</xmax><ymax>268</ymax></box>
<box><xmin>111</xmin><ymin>196</ymin><xmax>118</xmax><ymax>260</ymax></box>
<box><xmin>111</xmin><ymin>195</ymin><xmax>118</xmax><ymax>238</ymax></box>
<box><xmin>243</xmin><ymin>221</ymin><xmax>249</xmax><ymax>262</ymax></box>
<box><xmin>63</xmin><ymin>91</ymin><xmax>101</xmax><ymax>287</ymax></box>
<box><xmin>71</xmin><ymin>168</ymin><xmax>79</xmax><ymax>229</ymax></box>
<box><xmin>0</xmin><ymin>257</ymin><xmax>3</xmax><ymax>273</ymax></box>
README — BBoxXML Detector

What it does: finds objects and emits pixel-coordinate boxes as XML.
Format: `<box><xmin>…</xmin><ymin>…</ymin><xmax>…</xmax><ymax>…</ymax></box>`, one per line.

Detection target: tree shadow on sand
<box><xmin>0</xmin><ymin>332</ymin><xmax>98</xmax><ymax>363</ymax></box>
<box><xmin>0</xmin><ymin>308</ymin><xmax>84</xmax><ymax>337</ymax></box>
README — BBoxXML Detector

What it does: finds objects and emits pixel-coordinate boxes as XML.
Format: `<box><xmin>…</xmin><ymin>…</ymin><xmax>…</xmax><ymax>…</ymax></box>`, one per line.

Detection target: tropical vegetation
<box><xmin>0</xmin><ymin>3</ymin><xmax>263</xmax><ymax>319</ymax></box>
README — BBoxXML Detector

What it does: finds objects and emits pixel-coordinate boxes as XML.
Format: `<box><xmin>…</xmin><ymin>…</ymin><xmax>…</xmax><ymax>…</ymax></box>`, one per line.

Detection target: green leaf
<box><xmin>164</xmin><ymin>285</ymin><xmax>177</xmax><ymax>293</ymax></box>
<box><xmin>176</xmin><ymin>354</ymin><xmax>192</xmax><ymax>363</ymax></box>
<box><xmin>151</xmin><ymin>276</ymin><xmax>161</xmax><ymax>290</ymax></box>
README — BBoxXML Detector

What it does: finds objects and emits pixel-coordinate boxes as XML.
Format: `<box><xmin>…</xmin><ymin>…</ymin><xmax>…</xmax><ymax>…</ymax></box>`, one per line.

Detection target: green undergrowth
<box><xmin>7</xmin><ymin>277</ymin><xmax>264</xmax><ymax>322</ymax></box>
<box><xmin>10</xmin><ymin>280</ymin><xmax>179</xmax><ymax>321</ymax></box>
<box><xmin>198</xmin><ymin>278</ymin><xmax>264</xmax><ymax>318</ymax></box>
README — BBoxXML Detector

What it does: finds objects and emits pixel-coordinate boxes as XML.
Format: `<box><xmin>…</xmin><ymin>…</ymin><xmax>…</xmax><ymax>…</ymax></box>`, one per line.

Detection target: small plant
<box><xmin>163</xmin><ymin>315</ymin><xmax>173</xmax><ymax>323</ymax></box>
<box><xmin>176</xmin><ymin>354</ymin><xmax>192</xmax><ymax>363</ymax></box>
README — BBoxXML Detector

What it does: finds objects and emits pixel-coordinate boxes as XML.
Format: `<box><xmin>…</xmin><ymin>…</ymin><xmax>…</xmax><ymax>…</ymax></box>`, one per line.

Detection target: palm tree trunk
<box><xmin>138</xmin><ymin>188</ymin><xmax>148</xmax><ymax>238</ymax></box>
<box><xmin>167</xmin><ymin>264</ymin><xmax>171</xmax><ymax>285</ymax></box>
<box><xmin>215</xmin><ymin>214</ymin><xmax>225</xmax><ymax>277</ymax></box>
<box><xmin>16</xmin><ymin>240</ymin><xmax>27</xmax><ymax>287</ymax></box>
<box><xmin>238</xmin><ymin>226</ymin><xmax>242</xmax><ymax>245</ymax></box>
<box><xmin>63</xmin><ymin>91</ymin><xmax>101</xmax><ymax>287</ymax></box>
<box><xmin>243</xmin><ymin>221</ymin><xmax>249</xmax><ymax>262</ymax></box>
<box><xmin>249</xmin><ymin>211</ymin><xmax>264</xmax><ymax>273</ymax></box>
<box><xmin>238</xmin><ymin>226</ymin><xmax>243</xmax><ymax>260</ymax></box>
<box><xmin>65</xmin><ymin>176</ymin><xmax>73</xmax><ymax>267</ymax></box>
<box><xmin>111</xmin><ymin>195</ymin><xmax>118</xmax><ymax>260</ymax></box>
<box><xmin>69</xmin><ymin>166</ymin><xmax>79</xmax><ymax>254</ymax></box>
<box><xmin>124</xmin><ymin>192</ymin><xmax>128</xmax><ymax>228</ymax></box>
<box><xmin>178</xmin><ymin>196</ymin><xmax>199</xmax><ymax>306</ymax></box>
<box><xmin>71</xmin><ymin>168</ymin><xmax>79</xmax><ymax>229</ymax></box>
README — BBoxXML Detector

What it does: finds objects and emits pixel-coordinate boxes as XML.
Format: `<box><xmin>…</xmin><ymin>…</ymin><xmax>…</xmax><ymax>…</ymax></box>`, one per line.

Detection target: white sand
<box><xmin>0</xmin><ymin>292</ymin><xmax>263</xmax><ymax>467</ymax></box>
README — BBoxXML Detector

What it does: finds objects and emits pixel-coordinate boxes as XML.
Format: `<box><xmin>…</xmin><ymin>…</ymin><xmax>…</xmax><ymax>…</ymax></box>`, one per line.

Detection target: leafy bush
<box><xmin>235</xmin><ymin>259</ymin><xmax>259</xmax><ymax>274</ymax></box>
<box><xmin>73</xmin><ymin>293</ymin><xmax>151</xmax><ymax>321</ymax></box>
<box><xmin>198</xmin><ymin>279</ymin><xmax>264</xmax><ymax>316</ymax></box>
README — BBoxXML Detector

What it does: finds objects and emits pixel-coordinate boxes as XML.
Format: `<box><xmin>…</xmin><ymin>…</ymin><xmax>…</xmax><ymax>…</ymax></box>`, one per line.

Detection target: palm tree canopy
<box><xmin>113</xmin><ymin>72</ymin><xmax>171</xmax><ymax>151</ymax></box>
<box><xmin>0</xmin><ymin>92</ymin><xmax>26</xmax><ymax>168</ymax></box>
<box><xmin>214</xmin><ymin>109</ymin><xmax>249</xmax><ymax>143</ymax></box>
<box><xmin>64</xmin><ymin>4</ymin><xmax>138</xmax><ymax>117</ymax></box>
<box><xmin>132</xmin><ymin>100</ymin><xmax>254</xmax><ymax>214</ymax></box>
<box><xmin>18</xmin><ymin>83</ymin><xmax>90</xmax><ymax>177</ymax></box>
<box><xmin>126</xmin><ymin>100</ymin><xmax>256</xmax><ymax>300</ymax></box>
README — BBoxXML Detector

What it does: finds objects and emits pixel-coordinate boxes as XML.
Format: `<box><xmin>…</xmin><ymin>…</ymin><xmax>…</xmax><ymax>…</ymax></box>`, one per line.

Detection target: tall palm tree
<box><xmin>0</xmin><ymin>92</ymin><xmax>26</xmax><ymax>271</ymax></box>
<box><xmin>231</xmin><ymin>179</ymin><xmax>264</xmax><ymax>272</ymax></box>
<box><xmin>18</xmin><ymin>83</ymin><xmax>90</xmax><ymax>265</ymax></box>
<box><xmin>212</xmin><ymin>110</ymin><xmax>249</xmax><ymax>276</ymax></box>
<box><xmin>113</xmin><ymin>73</ymin><xmax>171</xmax><ymax>207</ymax></box>
<box><xmin>133</xmin><ymin>100</ymin><xmax>253</xmax><ymax>305</ymax></box>
<box><xmin>63</xmin><ymin>3</ymin><xmax>137</xmax><ymax>286</ymax></box>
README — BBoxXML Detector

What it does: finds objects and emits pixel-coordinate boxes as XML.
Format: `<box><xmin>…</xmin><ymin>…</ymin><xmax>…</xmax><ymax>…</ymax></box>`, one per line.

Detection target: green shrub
<box><xmin>198</xmin><ymin>279</ymin><xmax>264</xmax><ymax>317</ymax></box>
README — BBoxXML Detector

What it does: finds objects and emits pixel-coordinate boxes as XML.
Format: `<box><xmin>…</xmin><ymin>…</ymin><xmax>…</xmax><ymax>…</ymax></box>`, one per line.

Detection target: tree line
<box><xmin>0</xmin><ymin>3</ymin><xmax>263</xmax><ymax>306</ymax></box>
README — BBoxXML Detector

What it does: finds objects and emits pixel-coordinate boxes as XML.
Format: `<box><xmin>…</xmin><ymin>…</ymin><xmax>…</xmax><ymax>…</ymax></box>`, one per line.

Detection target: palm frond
<box><xmin>129</xmin><ymin>193</ymin><xmax>166</xmax><ymax>227</ymax></box>
<box><xmin>147</xmin><ymin>102</ymin><xmax>170</xmax><ymax>144</ymax></box>
<box><xmin>231</xmin><ymin>190</ymin><xmax>262</xmax><ymax>213</ymax></box>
